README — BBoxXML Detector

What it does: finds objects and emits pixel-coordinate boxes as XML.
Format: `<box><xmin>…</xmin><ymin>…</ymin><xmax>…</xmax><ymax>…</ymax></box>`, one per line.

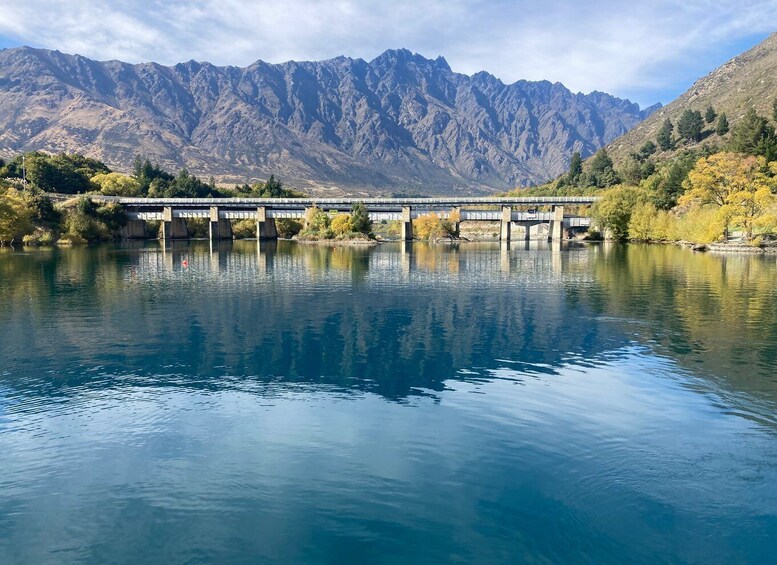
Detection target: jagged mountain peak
<box><xmin>0</xmin><ymin>46</ymin><xmax>654</xmax><ymax>194</ymax></box>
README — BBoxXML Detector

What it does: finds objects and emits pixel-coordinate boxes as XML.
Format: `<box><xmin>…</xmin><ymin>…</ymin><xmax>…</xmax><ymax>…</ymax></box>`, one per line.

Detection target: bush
<box><xmin>276</xmin><ymin>218</ymin><xmax>302</xmax><ymax>239</ymax></box>
<box><xmin>232</xmin><ymin>219</ymin><xmax>256</xmax><ymax>239</ymax></box>
<box><xmin>331</xmin><ymin>213</ymin><xmax>353</xmax><ymax>236</ymax></box>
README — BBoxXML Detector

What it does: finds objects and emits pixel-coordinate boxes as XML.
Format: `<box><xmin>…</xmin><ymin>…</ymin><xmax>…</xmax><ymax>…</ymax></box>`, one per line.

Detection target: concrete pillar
<box><xmin>120</xmin><ymin>219</ymin><xmax>148</xmax><ymax>239</ymax></box>
<box><xmin>500</xmin><ymin>206</ymin><xmax>512</xmax><ymax>242</ymax></box>
<box><xmin>401</xmin><ymin>206</ymin><xmax>413</xmax><ymax>241</ymax></box>
<box><xmin>550</xmin><ymin>205</ymin><xmax>565</xmax><ymax>241</ymax></box>
<box><xmin>209</xmin><ymin>207</ymin><xmax>233</xmax><ymax>240</ymax></box>
<box><xmin>522</xmin><ymin>223</ymin><xmax>531</xmax><ymax>241</ymax></box>
<box><xmin>160</xmin><ymin>207</ymin><xmax>188</xmax><ymax>240</ymax></box>
<box><xmin>256</xmin><ymin>206</ymin><xmax>278</xmax><ymax>240</ymax></box>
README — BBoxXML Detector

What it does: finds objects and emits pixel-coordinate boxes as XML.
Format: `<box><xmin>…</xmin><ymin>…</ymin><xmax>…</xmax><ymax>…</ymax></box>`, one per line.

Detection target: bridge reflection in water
<box><xmin>125</xmin><ymin>240</ymin><xmax>597</xmax><ymax>288</ymax></box>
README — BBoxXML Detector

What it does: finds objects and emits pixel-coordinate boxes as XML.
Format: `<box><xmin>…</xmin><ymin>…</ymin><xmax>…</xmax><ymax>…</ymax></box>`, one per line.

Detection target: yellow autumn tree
<box><xmin>0</xmin><ymin>188</ymin><xmax>33</xmax><ymax>243</ymax></box>
<box><xmin>91</xmin><ymin>172</ymin><xmax>142</xmax><ymax>196</ymax></box>
<box><xmin>330</xmin><ymin>213</ymin><xmax>353</xmax><ymax>236</ymax></box>
<box><xmin>680</xmin><ymin>153</ymin><xmax>777</xmax><ymax>241</ymax></box>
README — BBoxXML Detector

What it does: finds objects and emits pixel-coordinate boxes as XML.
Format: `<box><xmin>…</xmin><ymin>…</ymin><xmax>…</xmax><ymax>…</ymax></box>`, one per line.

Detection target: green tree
<box><xmin>657</xmin><ymin>119</ymin><xmax>674</xmax><ymax>151</ymax></box>
<box><xmin>705</xmin><ymin>106</ymin><xmax>717</xmax><ymax>124</ymax></box>
<box><xmin>729</xmin><ymin>108</ymin><xmax>777</xmax><ymax>160</ymax></box>
<box><xmin>587</xmin><ymin>148</ymin><xmax>619</xmax><ymax>188</ymax></box>
<box><xmin>591</xmin><ymin>186</ymin><xmax>645</xmax><ymax>240</ymax></box>
<box><xmin>677</xmin><ymin>109</ymin><xmax>704</xmax><ymax>143</ymax></box>
<box><xmin>648</xmin><ymin>162</ymin><xmax>690</xmax><ymax>210</ymax></box>
<box><xmin>350</xmin><ymin>202</ymin><xmax>372</xmax><ymax>235</ymax></box>
<box><xmin>773</xmin><ymin>97</ymin><xmax>777</xmax><ymax>123</ymax></box>
<box><xmin>716</xmin><ymin>113</ymin><xmax>730</xmax><ymax>136</ymax></box>
<box><xmin>567</xmin><ymin>151</ymin><xmax>583</xmax><ymax>184</ymax></box>
<box><xmin>638</xmin><ymin>141</ymin><xmax>657</xmax><ymax>160</ymax></box>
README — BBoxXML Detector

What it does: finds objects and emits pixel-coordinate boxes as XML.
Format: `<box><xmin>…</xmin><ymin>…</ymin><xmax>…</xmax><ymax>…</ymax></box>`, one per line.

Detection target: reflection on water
<box><xmin>1</xmin><ymin>241</ymin><xmax>776</xmax><ymax>563</ymax></box>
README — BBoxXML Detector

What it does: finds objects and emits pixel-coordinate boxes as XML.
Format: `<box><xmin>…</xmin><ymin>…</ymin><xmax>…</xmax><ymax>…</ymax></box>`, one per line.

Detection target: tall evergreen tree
<box><xmin>716</xmin><ymin>113</ymin><xmax>730</xmax><ymax>136</ymax></box>
<box><xmin>587</xmin><ymin>148</ymin><xmax>619</xmax><ymax>188</ymax></box>
<box><xmin>773</xmin><ymin>97</ymin><xmax>777</xmax><ymax>123</ymax></box>
<box><xmin>677</xmin><ymin>109</ymin><xmax>704</xmax><ymax>142</ymax></box>
<box><xmin>567</xmin><ymin>151</ymin><xmax>583</xmax><ymax>184</ymax></box>
<box><xmin>657</xmin><ymin>119</ymin><xmax>674</xmax><ymax>151</ymax></box>
<box><xmin>704</xmin><ymin>106</ymin><xmax>717</xmax><ymax>124</ymax></box>
<box><xmin>730</xmin><ymin>107</ymin><xmax>777</xmax><ymax>160</ymax></box>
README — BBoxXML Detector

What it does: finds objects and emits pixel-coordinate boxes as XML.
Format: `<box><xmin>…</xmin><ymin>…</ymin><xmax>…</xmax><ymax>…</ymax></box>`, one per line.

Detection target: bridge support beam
<box><xmin>550</xmin><ymin>205</ymin><xmax>565</xmax><ymax>241</ymax></box>
<box><xmin>120</xmin><ymin>219</ymin><xmax>148</xmax><ymax>239</ymax></box>
<box><xmin>256</xmin><ymin>206</ymin><xmax>277</xmax><ymax>240</ymax></box>
<box><xmin>401</xmin><ymin>206</ymin><xmax>413</xmax><ymax>241</ymax></box>
<box><xmin>160</xmin><ymin>207</ymin><xmax>188</xmax><ymax>240</ymax></box>
<box><xmin>209</xmin><ymin>207</ymin><xmax>232</xmax><ymax>240</ymax></box>
<box><xmin>500</xmin><ymin>206</ymin><xmax>512</xmax><ymax>242</ymax></box>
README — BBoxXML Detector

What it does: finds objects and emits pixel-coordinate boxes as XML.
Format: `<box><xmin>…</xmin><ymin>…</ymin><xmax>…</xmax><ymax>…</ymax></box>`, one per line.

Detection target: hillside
<box><xmin>607</xmin><ymin>32</ymin><xmax>777</xmax><ymax>164</ymax></box>
<box><xmin>0</xmin><ymin>46</ymin><xmax>657</xmax><ymax>195</ymax></box>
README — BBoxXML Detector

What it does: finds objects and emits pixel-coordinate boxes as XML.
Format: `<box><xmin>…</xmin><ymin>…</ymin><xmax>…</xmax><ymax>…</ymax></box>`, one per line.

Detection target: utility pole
<box><xmin>21</xmin><ymin>153</ymin><xmax>26</xmax><ymax>186</ymax></box>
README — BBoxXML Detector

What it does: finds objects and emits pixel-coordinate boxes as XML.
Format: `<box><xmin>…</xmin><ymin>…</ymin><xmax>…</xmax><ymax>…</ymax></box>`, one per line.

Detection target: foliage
<box><xmin>587</xmin><ymin>148</ymin><xmax>620</xmax><ymax>188</ymax></box>
<box><xmin>729</xmin><ymin>108</ymin><xmax>777</xmax><ymax>160</ymax></box>
<box><xmin>0</xmin><ymin>188</ymin><xmax>33</xmax><ymax>242</ymax></box>
<box><xmin>349</xmin><ymin>202</ymin><xmax>372</xmax><ymax>235</ymax></box>
<box><xmin>16</xmin><ymin>152</ymin><xmax>109</xmax><ymax>194</ymax></box>
<box><xmin>413</xmin><ymin>212</ymin><xmax>457</xmax><ymax>240</ymax></box>
<box><xmin>715</xmin><ymin>113</ymin><xmax>730</xmax><ymax>136</ymax></box>
<box><xmin>680</xmin><ymin>153</ymin><xmax>777</xmax><ymax>240</ymax></box>
<box><xmin>657</xmin><ymin>119</ymin><xmax>674</xmax><ymax>151</ymax></box>
<box><xmin>567</xmin><ymin>151</ymin><xmax>583</xmax><ymax>184</ymax></box>
<box><xmin>331</xmin><ymin>213</ymin><xmax>353</xmax><ymax>236</ymax></box>
<box><xmin>92</xmin><ymin>172</ymin><xmax>142</xmax><ymax>196</ymax></box>
<box><xmin>705</xmin><ymin>106</ymin><xmax>717</xmax><ymax>124</ymax></box>
<box><xmin>275</xmin><ymin>218</ymin><xmax>303</xmax><ymax>239</ymax></box>
<box><xmin>677</xmin><ymin>109</ymin><xmax>705</xmax><ymax>143</ymax></box>
<box><xmin>231</xmin><ymin>219</ymin><xmax>256</xmax><ymax>239</ymax></box>
<box><xmin>591</xmin><ymin>185</ymin><xmax>647</xmax><ymax>240</ymax></box>
<box><xmin>231</xmin><ymin>174</ymin><xmax>304</xmax><ymax>198</ymax></box>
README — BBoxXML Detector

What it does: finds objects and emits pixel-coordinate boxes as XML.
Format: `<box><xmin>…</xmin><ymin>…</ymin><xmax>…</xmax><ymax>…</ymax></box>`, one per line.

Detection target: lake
<box><xmin>1</xmin><ymin>241</ymin><xmax>776</xmax><ymax>563</ymax></box>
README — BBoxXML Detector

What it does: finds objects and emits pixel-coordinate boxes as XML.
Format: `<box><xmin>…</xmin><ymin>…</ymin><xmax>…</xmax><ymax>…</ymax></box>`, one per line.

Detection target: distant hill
<box><xmin>0</xmin><ymin>46</ymin><xmax>657</xmax><ymax>195</ymax></box>
<box><xmin>607</xmin><ymin>32</ymin><xmax>777</xmax><ymax>164</ymax></box>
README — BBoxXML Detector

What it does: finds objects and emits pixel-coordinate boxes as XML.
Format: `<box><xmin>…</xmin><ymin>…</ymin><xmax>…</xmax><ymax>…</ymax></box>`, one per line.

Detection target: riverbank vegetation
<box><xmin>295</xmin><ymin>203</ymin><xmax>374</xmax><ymax>242</ymax></box>
<box><xmin>0</xmin><ymin>152</ymin><xmax>302</xmax><ymax>244</ymax></box>
<box><xmin>512</xmin><ymin>101</ymin><xmax>777</xmax><ymax>245</ymax></box>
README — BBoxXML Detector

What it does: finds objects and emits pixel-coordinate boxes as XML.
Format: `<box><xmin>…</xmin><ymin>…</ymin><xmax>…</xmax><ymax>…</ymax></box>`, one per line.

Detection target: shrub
<box><xmin>276</xmin><ymin>218</ymin><xmax>302</xmax><ymax>239</ymax></box>
<box><xmin>331</xmin><ymin>213</ymin><xmax>353</xmax><ymax>236</ymax></box>
<box><xmin>232</xmin><ymin>219</ymin><xmax>256</xmax><ymax>239</ymax></box>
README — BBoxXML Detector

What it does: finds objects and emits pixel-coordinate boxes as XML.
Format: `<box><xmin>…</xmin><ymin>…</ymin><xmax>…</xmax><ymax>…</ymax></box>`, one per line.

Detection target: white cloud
<box><xmin>0</xmin><ymin>0</ymin><xmax>775</xmax><ymax>105</ymax></box>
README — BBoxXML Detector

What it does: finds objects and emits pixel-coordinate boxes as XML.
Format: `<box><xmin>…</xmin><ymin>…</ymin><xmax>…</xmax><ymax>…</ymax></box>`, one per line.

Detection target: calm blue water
<box><xmin>1</xmin><ymin>241</ymin><xmax>776</xmax><ymax>563</ymax></box>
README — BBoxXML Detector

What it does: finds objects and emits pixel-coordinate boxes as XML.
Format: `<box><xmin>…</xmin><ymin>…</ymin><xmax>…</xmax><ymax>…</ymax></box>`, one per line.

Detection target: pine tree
<box><xmin>350</xmin><ymin>202</ymin><xmax>372</xmax><ymax>234</ymax></box>
<box><xmin>773</xmin><ymin>97</ymin><xmax>777</xmax><ymax>123</ymax></box>
<box><xmin>715</xmin><ymin>113</ymin><xmax>730</xmax><ymax>136</ymax></box>
<box><xmin>657</xmin><ymin>119</ymin><xmax>674</xmax><ymax>151</ymax></box>
<box><xmin>704</xmin><ymin>106</ymin><xmax>717</xmax><ymax>124</ymax></box>
<box><xmin>677</xmin><ymin>109</ymin><xmax>704</xmax><ymax>142</ymax></box>
<box><xmin>567</xmin><ymin>151</ymin><xmax>583</xmax><ymax>184</ymax></box>
<box><xmin>730</xmin><ymin>108</ymin><xmax>777</xmax><ymax>159</ymax></box>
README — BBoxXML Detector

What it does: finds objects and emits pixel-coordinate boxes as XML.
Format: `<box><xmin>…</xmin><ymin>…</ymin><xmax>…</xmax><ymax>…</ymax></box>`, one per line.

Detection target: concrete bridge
<box><xmin>96</xmin><ymin>196</ymin><xmax>598</xmax><ymax>241</ymax></box>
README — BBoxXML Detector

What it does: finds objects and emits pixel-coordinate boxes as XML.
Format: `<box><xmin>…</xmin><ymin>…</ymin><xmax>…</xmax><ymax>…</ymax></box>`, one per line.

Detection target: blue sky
<box><xmin>0</xmin><ymin>1</ymin><xmax>774</xmax><ymax>107</ymax></box>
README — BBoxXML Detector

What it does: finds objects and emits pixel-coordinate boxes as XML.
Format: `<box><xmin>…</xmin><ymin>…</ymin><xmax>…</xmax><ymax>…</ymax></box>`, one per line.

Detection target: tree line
<box><xmin>522</xmin><ymin>98</ymin><xmax>777</xmax><ymax>245</ymax></box>
<box><xmin>0</xmin><ymin>152</ymin><xmax>300</xmax><ymax>244</ymax></box>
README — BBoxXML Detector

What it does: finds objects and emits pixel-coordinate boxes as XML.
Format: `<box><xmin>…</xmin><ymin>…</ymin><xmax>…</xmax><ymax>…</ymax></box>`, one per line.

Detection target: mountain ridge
<box><xmin>0</xmin><ymin>46</ymin><xmax>658</xmax><ymax>195</ymax></box>
<box><xmin>606</xmin><ymin>32</ymin><xmax>777</xmax><ymax>164</ymax></box>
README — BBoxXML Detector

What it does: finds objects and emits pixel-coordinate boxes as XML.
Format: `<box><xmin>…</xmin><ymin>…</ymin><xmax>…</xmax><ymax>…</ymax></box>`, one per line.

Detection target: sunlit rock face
<box><xmin>0</xmin><ymin>47</ymin><xmax>657</xmax><ymax>194</ymax></box>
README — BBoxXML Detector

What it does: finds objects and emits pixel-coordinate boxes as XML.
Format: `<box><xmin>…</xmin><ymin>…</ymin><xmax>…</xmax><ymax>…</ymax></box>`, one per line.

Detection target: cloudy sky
<box><xmin>0</xmin><ymin>0</ymin><xmax>774</xmax><ymax>106</ymax></box>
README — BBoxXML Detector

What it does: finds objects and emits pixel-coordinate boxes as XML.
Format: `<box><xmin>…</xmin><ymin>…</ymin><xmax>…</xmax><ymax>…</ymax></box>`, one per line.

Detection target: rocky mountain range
<box><xmin>0</xmin><ymin>46</ymin><xmax>659</xmax><ymax>195</ymax></box>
